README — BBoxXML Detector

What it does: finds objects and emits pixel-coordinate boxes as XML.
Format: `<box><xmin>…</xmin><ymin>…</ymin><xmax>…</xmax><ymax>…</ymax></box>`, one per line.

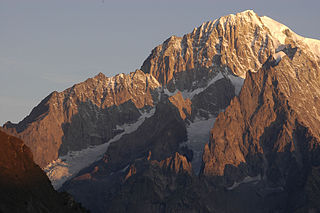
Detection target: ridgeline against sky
<box><xmin>1</xmin><ymin>0</ymin><xmax>319</xmax><ymax>125</ymax></box>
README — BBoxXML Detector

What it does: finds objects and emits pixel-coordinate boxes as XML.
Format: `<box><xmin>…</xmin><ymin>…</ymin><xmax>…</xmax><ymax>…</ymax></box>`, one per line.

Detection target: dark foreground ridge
<box><xmin>0</xmin><ymin>130</ymin><xmax>87</xmax><ymax>213</ymax></box>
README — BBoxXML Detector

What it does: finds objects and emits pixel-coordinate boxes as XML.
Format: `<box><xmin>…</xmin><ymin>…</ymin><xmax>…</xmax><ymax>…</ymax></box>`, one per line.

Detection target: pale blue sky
<box><xmin>1</xmin><ymin>0</ymin><xmax>319</xmax><ymax>125</ymax></box>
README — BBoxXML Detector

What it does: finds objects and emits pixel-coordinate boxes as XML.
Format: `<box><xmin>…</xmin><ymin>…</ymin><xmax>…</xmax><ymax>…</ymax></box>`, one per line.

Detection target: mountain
<box><xmin>3</xmin><ymin>10</ymin><xmax>320</xmax><ymax>212</ymax></box>
<box><xmin>0</xmin><ymin>130</ymin><xmax>86</xmax><ymax>212</ymax></box>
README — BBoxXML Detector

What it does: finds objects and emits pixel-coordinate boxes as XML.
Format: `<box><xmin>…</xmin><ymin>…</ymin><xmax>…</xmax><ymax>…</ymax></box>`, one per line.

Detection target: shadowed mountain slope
<box><xmin>0</xmin><ymin>130</ymin><xmax>86</xmax><ymax>213</ymax></box>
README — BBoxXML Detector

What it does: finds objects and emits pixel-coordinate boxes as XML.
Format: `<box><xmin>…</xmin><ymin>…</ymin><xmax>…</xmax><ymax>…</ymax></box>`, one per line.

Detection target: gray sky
<box><xmin>1</xmin><ymin>0</ymin><xmax>319</xmax><ymax>125</ymax></box>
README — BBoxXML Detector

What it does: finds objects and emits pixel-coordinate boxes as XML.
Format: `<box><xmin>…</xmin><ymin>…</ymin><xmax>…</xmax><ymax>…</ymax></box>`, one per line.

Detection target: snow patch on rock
<box><xmin>164</xmin><ymin>72</ymin><xmax>224</xmax><ymax>100</ymax></box>
<box><xmin>227</xmin><ymin>74</ymin><xmax>245</xmax><ymax>95</ymax></box>
<box><xmin>227</xmin><ymin>174</ymin><xmax>261</xmax><ymax>190</ymax></box>
<box><xmin>182</xmin><ymin>72</ymin><xmax>224</xmax><ymax>99</ymax></box>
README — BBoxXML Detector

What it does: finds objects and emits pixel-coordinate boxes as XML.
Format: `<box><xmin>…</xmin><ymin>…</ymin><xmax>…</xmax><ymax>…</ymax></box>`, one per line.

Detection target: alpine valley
<box><xmin>2</xmin><ymin>10</ymin><xmax>320</xmax><ymax>213</ymax></box>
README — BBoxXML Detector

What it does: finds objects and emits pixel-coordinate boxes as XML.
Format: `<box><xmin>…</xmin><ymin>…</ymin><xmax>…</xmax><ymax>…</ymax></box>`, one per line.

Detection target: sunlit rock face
<box><xmin>202</xmin><ymin>47</ymin><xmax>320</xmax><ymax>212</ymax></box>
<box><xmin>202</xmin><ymin>47</ymin><xmax>320</xmax><ymax>177</ymax></box>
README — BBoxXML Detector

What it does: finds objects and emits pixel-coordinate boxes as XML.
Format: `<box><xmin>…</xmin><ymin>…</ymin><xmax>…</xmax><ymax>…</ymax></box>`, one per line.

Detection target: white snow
<box><xmin>261</xmin><ymin>16</ymin><xmax>320</xmax><ymax>59</ymax></box>
<box><xmin>227</xmin><ymin>74</ymin><xmax>245</xmax><ymax>95</ymax></box>
<box><xmin>183</xmin><ymin>72</ymin><xmax>224</xmax><ymax>99</ymax></box>
<box><xmin>303</xmin><ymin>38</ymin><xmax>320</xmax><ymax>58</ymax></box>
<box><xmin>163</xmin><ymin>88</ymin><xmax>177</xmax><ymax>97</ymax></box>
<box><xmin>274</xmin><ymin>51</ymin><xmax>287</xmax><ymax>63</ymax></box>
<box><xmin>260</xmin><ymin>16</ymin><xmax>288</xmax><ymax>46</ymax></box>
<box><xmin>217</xmin><ymin>10</ymin><xmax>263</xmax><ymax>32</ymax></box>
<box><xmin>181</xmin><ymin>117</ymin><xmax>216</xmax><ymax>174</ymax></box>
<box><xmin>121</xmin><ymin>164</ymin><xmax>130</xmax><ymax>172</ymax></box>
<box><xmin>227</xmin><ymin>174</ymin><xmax>261</xmax><ymax>190</ymax></box>
<box><xmin>44</xmin><ymin>108</ymin><xmax>156</xmax><ymax>189</ymax></box>
<box><xmin>163</xmin><ymin>72</ymin><xmax>224</xmax><ymax>100</ymax></box>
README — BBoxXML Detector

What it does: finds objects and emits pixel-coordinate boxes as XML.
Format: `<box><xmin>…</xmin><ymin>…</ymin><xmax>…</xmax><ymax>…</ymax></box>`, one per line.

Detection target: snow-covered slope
<box><xmin>261</xmin><ymin>16</ymin><xmax>320</xmax><ymax>59</ymax></box>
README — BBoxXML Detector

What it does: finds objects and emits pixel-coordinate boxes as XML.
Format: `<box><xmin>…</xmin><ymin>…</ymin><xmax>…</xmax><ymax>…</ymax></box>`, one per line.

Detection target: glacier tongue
<box><xmin>44</xmin><ymin>109</ymin><xmax>155</xmax><ymax>189</ymax></box>
<box><xmin>182</xmin><ymin>117</ymin><xmax>216</xmax><ymax>174</ymax></box>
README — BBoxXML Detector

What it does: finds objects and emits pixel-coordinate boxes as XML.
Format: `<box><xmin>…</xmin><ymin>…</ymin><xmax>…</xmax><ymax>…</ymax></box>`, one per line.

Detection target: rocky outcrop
<box><xmin>0</xmin><ymin>130</ymin><xmax>86</xmax><ymax>213</ymax></box>
<box><xmin>168</xmin><ymin>92</ymin><xmax>192</xmax><ymax>120</ymax></box>
<box><xmin>202</xmin><ymin>47</ymin><xmax>320</xmax><ymax>211</ymax></box>
<box><xmin>4</xmin><ymin>71</ymin><xmax>161</xmax><ymax>167</ymax></box>
<box><xmin>157</xmin><ymin>152</ymin><xmax>193</xmax><ymax>175</ymax></box>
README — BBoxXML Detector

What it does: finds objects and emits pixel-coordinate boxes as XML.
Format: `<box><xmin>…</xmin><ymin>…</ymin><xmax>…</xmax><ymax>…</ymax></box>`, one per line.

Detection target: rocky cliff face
<box><xmin>0</xmin><ymin>130</ymin><xmax>86</xmax><ymax>213</ymax></box>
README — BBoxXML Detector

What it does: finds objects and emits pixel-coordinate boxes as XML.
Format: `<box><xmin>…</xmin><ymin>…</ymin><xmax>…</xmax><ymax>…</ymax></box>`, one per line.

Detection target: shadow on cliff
<box><xmin>58</xmin><ymin>99</ymin><xmax>144</xmax><ymax>156</ymax></box>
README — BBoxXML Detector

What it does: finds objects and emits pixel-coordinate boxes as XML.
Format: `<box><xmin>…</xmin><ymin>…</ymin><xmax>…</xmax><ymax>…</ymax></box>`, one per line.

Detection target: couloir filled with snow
<box><xmin>182</xmin><ymin>117</ymin><xmax>216</xmax><ymax>174</ymax></box>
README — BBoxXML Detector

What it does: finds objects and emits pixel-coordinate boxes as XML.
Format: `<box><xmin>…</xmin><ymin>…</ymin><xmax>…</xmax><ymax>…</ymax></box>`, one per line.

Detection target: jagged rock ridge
<box><xmin>4</xmin><ymin>70</ymin><xmax>161</xmax><ymax>167</ymax></box>
<box><xmin>141</xmin><ymin>10</ymin><xmax>320</xmax><ymax>88</ymax></box>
